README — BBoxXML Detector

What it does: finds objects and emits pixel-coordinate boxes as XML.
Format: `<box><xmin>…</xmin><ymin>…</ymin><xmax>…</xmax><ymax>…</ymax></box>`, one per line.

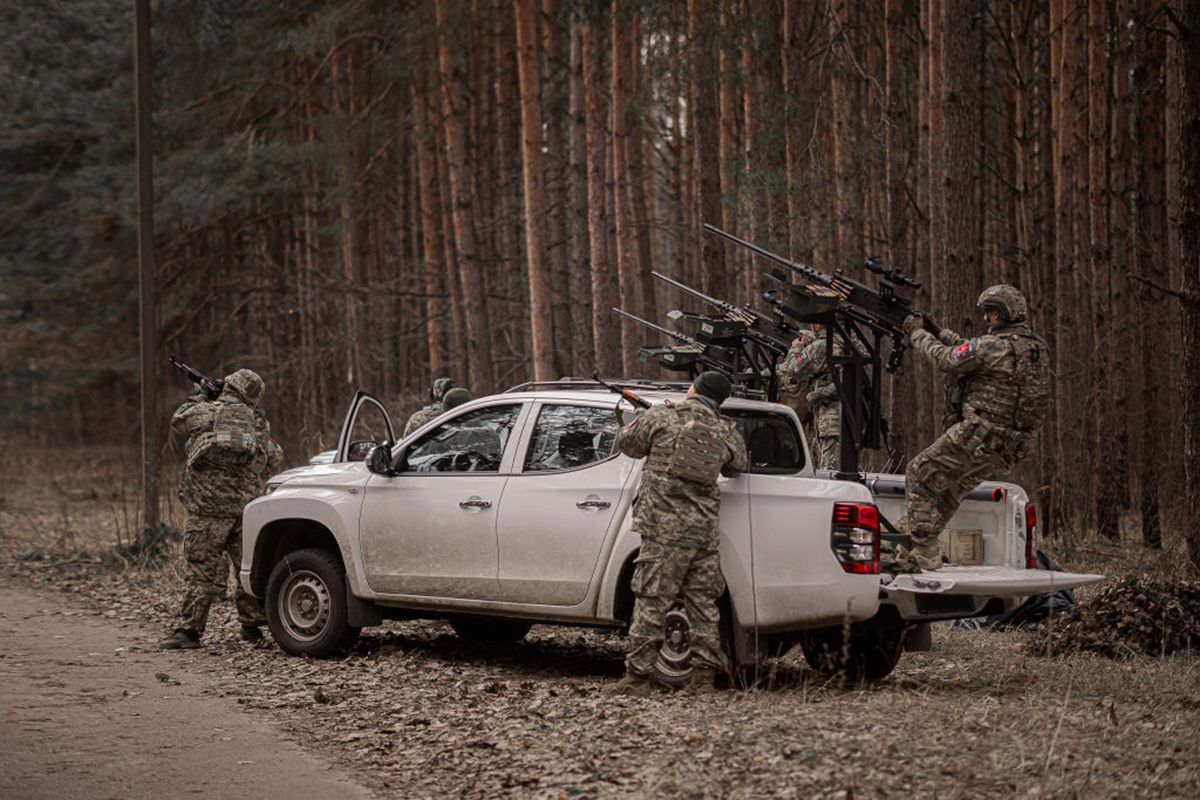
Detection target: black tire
<box><xmin>800</xmin><ymin>624</ymin><xmax>906</xmax><ymax>684</ymax></box>
<box><xmin>265</xmin><ymin>547</ymin><xmax>360</xmax><ymax>657</ymax></box>
<box><xmin>449</xmin><ymin>616</ymin><xmax>533</xmax><ymax>643</ymax></box>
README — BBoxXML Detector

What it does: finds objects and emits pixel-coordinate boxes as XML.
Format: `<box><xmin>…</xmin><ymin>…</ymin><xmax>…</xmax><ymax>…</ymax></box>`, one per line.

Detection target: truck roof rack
<box><xmin>503</xmin><ymin>377</ymin><xmax>692</xmax><ymax>394</ymax></box>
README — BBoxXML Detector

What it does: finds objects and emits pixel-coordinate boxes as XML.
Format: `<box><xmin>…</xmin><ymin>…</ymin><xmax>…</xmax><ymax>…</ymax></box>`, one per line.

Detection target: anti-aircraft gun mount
<box><xmin>703</xmin><ymin>223</ymin><xmax>926</xmax><ymax>478</ymax></box>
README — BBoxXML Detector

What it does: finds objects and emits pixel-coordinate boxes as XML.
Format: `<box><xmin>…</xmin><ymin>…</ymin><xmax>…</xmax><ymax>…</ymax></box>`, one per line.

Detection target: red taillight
<box><xmin>831</xmin><ymin>502</ymin><xmax>880</xmax><ymax>575</ymax></box>
<box><xmin>1024</xmin><ymin>503</ymin><xmax>1037</xmax><ymax>569</ymax></box>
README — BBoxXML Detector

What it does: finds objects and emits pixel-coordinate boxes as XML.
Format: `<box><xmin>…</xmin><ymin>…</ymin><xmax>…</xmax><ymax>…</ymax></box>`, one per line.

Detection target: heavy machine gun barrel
<box><xmin>651</xmin><ymin>271</ymin><xmax>796</xmax><ymax>352</ymax></box>
<box><xmin>612</xmin><ymin>307</ymin><xmax>705</xmax><ymax>350</ymax></box>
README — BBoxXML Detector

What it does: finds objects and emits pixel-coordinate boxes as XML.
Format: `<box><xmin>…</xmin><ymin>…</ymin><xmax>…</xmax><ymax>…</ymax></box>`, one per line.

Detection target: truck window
<box><xmin>403</xmin><ymin>404</ymin><xmax>521</xmax><ymax>473</ymax></box>
<box><xmin>523</xmin><ymin>404</ymin><xmax>619</xmax><ymax>472</ymax></box>
<box><xmin>724</xmin><ymin>410</ymin><xmax>806</xmax><ymax>474</ymax></box>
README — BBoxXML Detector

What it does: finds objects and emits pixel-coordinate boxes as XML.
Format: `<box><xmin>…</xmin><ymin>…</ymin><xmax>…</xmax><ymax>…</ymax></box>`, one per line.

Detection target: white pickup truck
<box><xmin>241</xmin><ymin>381</ymin><xmax>1102</xmax><ymax>682</ymax></box>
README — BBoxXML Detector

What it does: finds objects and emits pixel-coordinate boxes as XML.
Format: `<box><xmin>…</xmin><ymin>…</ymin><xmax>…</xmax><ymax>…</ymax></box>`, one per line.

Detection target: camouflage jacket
<box><xmin>910</xmin><ymin>322</ymin><xmax>1052</xmax><ymax>432</ymax></box>
<box><xmin>172</xmin><ymin>393</ymin><xmax>283</xmax><ymax>516</ymax></box>
<box><xmin>777</xmin><ymin>330</ymin><xmax>864</xmax><ymax>408</ymax></box>
<box><xmin>617</xmin><ymin>398</ymin><xmax>748</xmax><ymax>548</ymax></box>
<box><xmin>404</xmin><ymin>402</ymin><xmax>443</xmax><ymax>437</ymax></box>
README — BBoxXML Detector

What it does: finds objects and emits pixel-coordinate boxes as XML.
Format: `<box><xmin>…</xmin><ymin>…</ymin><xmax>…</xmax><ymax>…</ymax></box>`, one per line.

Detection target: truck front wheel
<box><xmin>800</xmin><ymin>625</ymin><xmax>906</xmax><ymax>684</ymax></box>
<box><xmin>265</xmin><ymin>548</ymin><xmax>360</xmax><ymax>657</ymax></box>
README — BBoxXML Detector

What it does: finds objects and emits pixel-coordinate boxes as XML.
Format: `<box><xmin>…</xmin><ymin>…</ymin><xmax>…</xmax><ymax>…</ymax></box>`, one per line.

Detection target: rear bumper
<box><xmin>881</xmin><ymin>565</ymin><xmax>1105</xmax><ymax>621</ymax></box>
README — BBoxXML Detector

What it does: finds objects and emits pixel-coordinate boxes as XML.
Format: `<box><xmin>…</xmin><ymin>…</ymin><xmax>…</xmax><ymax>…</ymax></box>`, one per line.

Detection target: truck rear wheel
<box><xmin>800</xmin><ymin>625</ymin><xmax>906</xmax><ymax>684</ymax></box>
<box><xmin>266</xmin><ymin>548</ymin><xmax>360</xmax><ymax>657</ymax></box>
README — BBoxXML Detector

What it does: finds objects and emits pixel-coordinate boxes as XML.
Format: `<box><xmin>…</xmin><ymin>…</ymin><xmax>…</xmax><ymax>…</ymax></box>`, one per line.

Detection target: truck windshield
<box><xmin>723</xmin><ymin>409</ymin><xmax>806</xmax><ymax>474</ymax></box>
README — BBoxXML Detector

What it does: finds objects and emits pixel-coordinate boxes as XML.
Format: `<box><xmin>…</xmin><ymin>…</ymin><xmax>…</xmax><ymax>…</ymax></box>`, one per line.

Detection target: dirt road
<box><xmin>0</xmin><ymin>579</ymin><xmax>374</xmax><ymax>800</ymax></box>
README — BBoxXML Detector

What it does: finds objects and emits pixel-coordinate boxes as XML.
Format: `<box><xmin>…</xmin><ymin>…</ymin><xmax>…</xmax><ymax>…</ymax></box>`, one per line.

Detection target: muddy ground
<box><xmin>2</xmin><ymin>448</ymin><xmax>1198</xmax><ymax>798</ymax></box>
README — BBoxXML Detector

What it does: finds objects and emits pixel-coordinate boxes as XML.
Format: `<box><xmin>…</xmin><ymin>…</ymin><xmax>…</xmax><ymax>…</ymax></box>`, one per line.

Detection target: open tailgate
<box><xmin>883</xmin><ymin>566</ymin><xmax>1104</xmax><ymax>597</ymax></box>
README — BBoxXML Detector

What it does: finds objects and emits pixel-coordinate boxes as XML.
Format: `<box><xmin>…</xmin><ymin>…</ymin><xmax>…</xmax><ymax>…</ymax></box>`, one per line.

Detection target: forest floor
<box><xmin>1</xmin><ymin>447</ymin><xmax>1198</xmax><ymax>798</ymax></box>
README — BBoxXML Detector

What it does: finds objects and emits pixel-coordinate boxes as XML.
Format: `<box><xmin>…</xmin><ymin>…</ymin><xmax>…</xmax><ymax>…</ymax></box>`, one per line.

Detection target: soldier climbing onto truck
<box><xmin>891</xmin><ymin>285</ymin><xmax>1052</xmax><ymax>572</ymax></box>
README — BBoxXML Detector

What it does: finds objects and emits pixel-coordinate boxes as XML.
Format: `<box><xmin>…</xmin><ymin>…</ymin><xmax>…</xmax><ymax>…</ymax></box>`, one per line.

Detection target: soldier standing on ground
<box><xmin>610</xmin><ymin>372</ymin><xmax>748</xmax><ymax>695</ymax></box>
<box><xmin>160</xmin><ymin>369</ymin><xmax>283</xmax><ymax>650</ymax></box>
<box><xmin>403</xmin><ymin>377</ymin><xmax>457</xmax><ymax>436</ymax></box>
<box><xmin>893</xmin><ymin>285</ymin><xmax>1051</xmax><ymax>572</ymax></box>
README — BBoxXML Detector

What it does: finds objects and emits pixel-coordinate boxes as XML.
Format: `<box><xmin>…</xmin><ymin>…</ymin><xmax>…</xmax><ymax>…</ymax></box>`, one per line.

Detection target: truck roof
<box><xmin>499</xmin><ymin>381</ymin><xmax>798</xmax><ymax>417</ymax></box>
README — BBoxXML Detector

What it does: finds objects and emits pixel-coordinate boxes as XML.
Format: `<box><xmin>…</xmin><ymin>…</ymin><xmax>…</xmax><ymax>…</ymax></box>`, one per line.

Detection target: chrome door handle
<box><xmin>459</xmin><ymin>498</ymin><xmax>492</xmax><ymax>509</ymax></box>
<box><xmin>576</xmin><ymin>499</ymin><xmax>611</xmax><ymax>509</ymax></box>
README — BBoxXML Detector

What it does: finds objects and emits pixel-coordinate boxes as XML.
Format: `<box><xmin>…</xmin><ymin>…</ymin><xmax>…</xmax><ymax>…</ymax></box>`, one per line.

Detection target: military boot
<box><xmin>159</xmin><ymin>629</ymin><xmax>201</xmax><ymax>650</ymax></box>
<box><xmin>879</xmin><ymin>541</ymin><xmax>921</xmax><ymax>575</ymax></box>
<box><xmin>905</xmin><ymin>530</ymin><xmax>944</xmax><ymax>571</ymax></box>
<box><xmin>608</xmin><ymin>671</ymin><xmax>655</xmax><ymax>697</ymax></box>
<box><xmin>684</xmin><ymin>667</ymin><xmax>720</xmax><ymax>695</ymax></box>
<box><xmin>239</xmin><ymin>625</ymin><xmax>264</xmax><ymax>643</ymax></box>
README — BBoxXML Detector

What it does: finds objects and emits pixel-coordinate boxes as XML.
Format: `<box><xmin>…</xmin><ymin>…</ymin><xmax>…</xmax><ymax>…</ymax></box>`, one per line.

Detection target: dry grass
<box><xmin>2</xmin><ymin>446</ymin><xmax>1198</xmax><ymax>798</ymax></box>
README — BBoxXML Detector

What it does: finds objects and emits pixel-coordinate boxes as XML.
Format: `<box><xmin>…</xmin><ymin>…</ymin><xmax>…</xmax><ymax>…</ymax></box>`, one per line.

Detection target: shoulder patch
<box><xmin>795</xmin><ymin>352</ymin><xmax>807</xmax><ymax>366</ymax></box>
<box><xmin>955</xmin><ymin>342</ymin><xmax>975</xmax><ymax>360</ymax></box>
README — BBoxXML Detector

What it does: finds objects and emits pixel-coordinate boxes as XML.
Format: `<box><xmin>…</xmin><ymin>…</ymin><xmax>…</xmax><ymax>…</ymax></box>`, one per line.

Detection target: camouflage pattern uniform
<box><xmin>777</xmin><ymin>328</ymin><xmax>862</xmax><ymax>470</ymax></box>
<box><xmin>172</xmin><ymin>369</ymin><xmax>283</xmax><ymax>637</ymax></box>
<box><xmin>403</xmin><ymin>377</ymin><xmax>457</xmax><ymax>437</ymax></box>
<box><xmin>899</xmin><ymin>286</ymin><xmax>1051</xmax><ymax>570</ymax></box>
<box><xmin>617</xmin><ymin>397</ymin><xmax>748</xmax><ymax>676</ymax></box>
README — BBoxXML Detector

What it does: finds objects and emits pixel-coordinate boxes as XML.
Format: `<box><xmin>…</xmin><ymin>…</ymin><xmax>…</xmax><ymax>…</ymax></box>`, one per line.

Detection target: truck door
<box><xmin>496</xmin><ymin>402</ymin><xmax>634</xmax><ymax>605</ymax></box>
<box><xmin>334</xmin><ymin>390</ymin><xmax>396</xmax><ymax>463</ymax></box>
<box><xmin>357</xmin><ymin>402</ymin><xmax>527</xmax><ymax>600</ymax></box>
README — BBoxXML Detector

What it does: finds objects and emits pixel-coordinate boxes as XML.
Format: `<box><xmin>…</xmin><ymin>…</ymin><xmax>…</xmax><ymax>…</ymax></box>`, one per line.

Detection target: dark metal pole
<box><xmin>135</xmin><ymin>0</ymin><xmax>160</xmax><ymax>530</ymax></box>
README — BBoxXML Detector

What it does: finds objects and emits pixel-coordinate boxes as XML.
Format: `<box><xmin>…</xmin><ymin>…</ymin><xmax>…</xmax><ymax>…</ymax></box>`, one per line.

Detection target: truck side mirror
<box><xmin>366</xmin><ymin>443</ymin><xmax>395</xmax><ymax>477</ymax></box>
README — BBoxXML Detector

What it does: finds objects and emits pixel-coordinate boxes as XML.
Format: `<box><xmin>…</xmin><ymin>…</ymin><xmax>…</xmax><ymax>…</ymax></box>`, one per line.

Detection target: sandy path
<box><xmin>0</xmin><ymin>579</ymin><xmax>375</xmax><ymax>800</ymax></box>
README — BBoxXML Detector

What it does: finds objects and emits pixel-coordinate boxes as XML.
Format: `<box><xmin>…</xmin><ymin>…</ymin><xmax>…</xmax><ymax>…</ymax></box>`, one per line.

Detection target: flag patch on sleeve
<box><xmin>955</xmin><ymin>342</ymin><xmax>975</xmax><ymax>360</ymax></box>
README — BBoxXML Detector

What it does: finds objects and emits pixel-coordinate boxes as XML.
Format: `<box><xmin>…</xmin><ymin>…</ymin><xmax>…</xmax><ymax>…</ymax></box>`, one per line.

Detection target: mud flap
<box><xmin>345</xmin><ymin>586</ymin><xmax>382</xmax><ymax>628</ymax></box>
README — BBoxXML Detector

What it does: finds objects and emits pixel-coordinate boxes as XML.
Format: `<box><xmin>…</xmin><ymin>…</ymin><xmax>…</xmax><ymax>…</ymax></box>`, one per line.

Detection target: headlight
<box><xmin>264</xmin><ymin>481</ymin><xmax>283</xmax><ymax>495</ymax></box>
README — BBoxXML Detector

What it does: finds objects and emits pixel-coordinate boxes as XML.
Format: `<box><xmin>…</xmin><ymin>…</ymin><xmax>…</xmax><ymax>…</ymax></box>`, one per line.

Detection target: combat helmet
<box><xmin>222</xmin><ymin>368</ymin><xmax>266</xmax><ymax>406</ymax></box>
<box><xmin>430</xmin><ymin>377</ymin><xmax>456</xmax><ymax>403</ymax></box>
<box><xmin>976</xmin><ymin>284</ymin><xmax>1027</xmax><ymax>326</ymax></box>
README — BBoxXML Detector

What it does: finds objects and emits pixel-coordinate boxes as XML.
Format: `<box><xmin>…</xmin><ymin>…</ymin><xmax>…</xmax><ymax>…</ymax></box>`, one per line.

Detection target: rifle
<box><xmin>704</xmin><ymin>224</ymin><xmax>925</xmax><ymax>370</ymax></box>
<box><xmin>591</xmin><ymin>371</ymin><xmax>652</xmax><ymax>409</ymax></box>
<box><xmin>168</xmin><ymin>354</ymin><xmax>224</xmax><ymax>401</ymax></box>
<box><xmin>651</xmin><ymin>271</ymin><xmax>797</xmax><ymax>353</ymax></box>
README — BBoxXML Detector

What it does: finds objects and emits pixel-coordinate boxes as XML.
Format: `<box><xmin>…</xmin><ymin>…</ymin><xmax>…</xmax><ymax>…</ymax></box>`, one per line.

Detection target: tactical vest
<box><xmin>645</xmin><ymin>404</ymin><xmax>728</xmax><ymax>485</ymax></box>
<box><xmin>963</xmin><ymin>332</ymin><xmax>1052</xmax><ymax>431</ymax></box>
<box><xmin>186</xmin><ymin>398</ymin><xmax>260</xmax><ymax>470</ymax></box>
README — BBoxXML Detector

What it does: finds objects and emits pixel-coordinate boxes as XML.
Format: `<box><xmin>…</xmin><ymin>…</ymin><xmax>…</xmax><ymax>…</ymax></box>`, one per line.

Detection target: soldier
<box><xmin>895</xmin><ymin>285</ymin><xmax>1052</xmax><ymax>571</ymax></box>
<box><xmin>610</xmin><ymin>371</ymin><xmax>748</xmax><ymax>696</ymax></box>
<box><xmin>160</xmin><ymin>369</ymin><xmax>283</xmax><ymax>650</ymax></box>
<box><xmin>776</xmin><ymin>322</ymin><xmax>857</xmax><ymax>471</ymax></box>
<box><xmin>441</xmin><ymin>386</ymin><xmax>473</xmax><ymax>413</ymax></box>
<box><xmin>403</xmin><ymin>377</ymin><xmax>457</xmax><ymax>437</ymax></box>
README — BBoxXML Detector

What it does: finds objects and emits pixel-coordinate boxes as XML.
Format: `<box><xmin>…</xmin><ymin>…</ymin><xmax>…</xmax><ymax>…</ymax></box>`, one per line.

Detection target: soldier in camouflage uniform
<box><xmin>403</xmin><ymin>377</ymin><xmax>457</xmax><ymax>437</ymax></box>
<box><xmin>777</xmin><ymin>323</ymin><xmax>866</xmax><ymax>471</ymax></box>
<box><xmin>893</xmin><ymin>285</ymin><xmax>1051</xmax><ymax>571</ymax></box>
<box><xmin>610</xmin><ymin>372</ymin><xmax>748</xmax><ymax>696</ymax></box>
<box><xmin>160</xmin><ymin>369</ymin><xmax>284</xmax><ymax>649</ymax></box>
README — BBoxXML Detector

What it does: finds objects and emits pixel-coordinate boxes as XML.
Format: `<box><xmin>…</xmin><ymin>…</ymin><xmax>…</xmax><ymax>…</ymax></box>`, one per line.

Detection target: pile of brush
<box><xmin>1032</xmin><ymin>576</ymin><xmax>1200</xmax><ymax>659</ymax></box>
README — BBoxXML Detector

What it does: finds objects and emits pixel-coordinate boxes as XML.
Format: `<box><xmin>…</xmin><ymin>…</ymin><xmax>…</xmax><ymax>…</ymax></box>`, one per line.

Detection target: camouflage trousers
<box><xmin>811</xmin><ymin>402</ymin><xmax>840</xmax><ymax>471</ymax></box>
<box><xmin>177</xmin><ymin>514</ymin><xmax>264</xmax><ymax>637</ymax></box>
<box><xmin>626</xmin><ymin>538</ymin><xmax>726</xmax><ymax>676</ymax></box>
<box><xmin>905</xmin><ymin>419</ymin><xmax>1025</xmax><ymax>558</ymax></box>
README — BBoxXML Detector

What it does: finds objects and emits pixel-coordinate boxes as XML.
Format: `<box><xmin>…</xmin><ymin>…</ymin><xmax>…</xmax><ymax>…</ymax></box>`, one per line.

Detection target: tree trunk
<box><xmin>412</xmin><ymin>65</ymin><xmax>447</xmax><ymax>378</ymax></box>
<box><xmin>1176</xmin><ymin>0</ymin><xmax>1200</xmax><ymax>570</ymax></box>
<box><xmin>690</xmin><ymin>0</ymin><xmax>727</xmax><ymax>296</ymax></box>
<box><xmin>436</xmin><ymin>0</ymin><xmax>495</xmax><ymax>392</ymax></box>
<box><xmin>941</xmin><ymin>0</ymin><xmax>980</xmax><ymax>337</ymax></box>
<box><xmin>567</xmin><ymin>11</ymin><xmax>594</xmax><ymax>370</ymax></box>
<box><xmin>582</xmin><ymin>15</ymin><xmax>620</xmax><ymax>376</ymax></box>
<box><xmin>610</xmin><ymin>2</ymin><xmax>638</xmax><ymax>375</ymax></box>
<box><xmin>515</xmin><ymin>0</ymin><xmax>556</xmax><ymax>381</ymax></box>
